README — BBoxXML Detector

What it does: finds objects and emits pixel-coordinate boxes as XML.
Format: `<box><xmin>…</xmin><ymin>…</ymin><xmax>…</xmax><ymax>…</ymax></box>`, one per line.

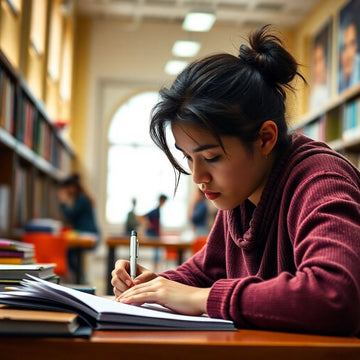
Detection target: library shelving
<box><xmin>0</xmin><ymin>49</ymin><xmax>74</xmax><ymax>239</ymax></box>
<box><xmin>291</xmin><ymin>82</ymin><xmax>360</xmax><ymax>168</ymax></box>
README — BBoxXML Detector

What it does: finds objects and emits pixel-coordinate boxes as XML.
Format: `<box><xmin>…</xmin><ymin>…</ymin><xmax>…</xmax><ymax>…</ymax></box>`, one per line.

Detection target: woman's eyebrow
<box><xmin>174</xmin><ymin>143</ymin><xmax>220</xmax><ymax>153</ymax></box>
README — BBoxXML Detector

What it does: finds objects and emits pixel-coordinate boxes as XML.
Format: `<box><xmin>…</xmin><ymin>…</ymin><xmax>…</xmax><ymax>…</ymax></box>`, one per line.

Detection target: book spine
<box><xmin>0</xmin><ymin>250</ymin><xmax>27</xmax><ymax>258</ymax></box>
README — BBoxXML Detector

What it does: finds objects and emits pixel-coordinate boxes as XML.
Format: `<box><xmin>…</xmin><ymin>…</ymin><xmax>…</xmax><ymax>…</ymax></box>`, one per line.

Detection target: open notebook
<box><xmin>0</xmin><ymin>275</ymin><xmax>236</xmax><ymax>331</ymax></box>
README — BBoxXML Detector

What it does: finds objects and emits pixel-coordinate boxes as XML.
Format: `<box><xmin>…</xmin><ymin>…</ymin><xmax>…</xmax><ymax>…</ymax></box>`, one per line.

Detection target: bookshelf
<box><xmin>291</xmin><ymin>82</ymin><xmax>360</xmax><ymax>167</ymax></box>
<box><xmin>0</xmin><ymin>49</ymin><xmax>74</xmax><ymax>239</ymax></box>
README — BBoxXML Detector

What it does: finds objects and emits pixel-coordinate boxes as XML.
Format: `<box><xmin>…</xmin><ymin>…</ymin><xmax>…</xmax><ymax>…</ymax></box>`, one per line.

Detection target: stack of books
<box><xmin>0</xmin><ymin>305</ymin><xmax>89</xmax><ymax>337</ymax></box>
<box><xmin>0</xmin><ymin>238</ymin><xmax>34</xmax><ymax>265</ymax></box>
<box><xmin>0</xmin><ymin>263</ymin><xmax>58</xmax><ymax>291</ymax></box>
<box><xmin>24</xmin><ymin>218</ymin><xmax>62</xmax><ymax>233</ymax></box>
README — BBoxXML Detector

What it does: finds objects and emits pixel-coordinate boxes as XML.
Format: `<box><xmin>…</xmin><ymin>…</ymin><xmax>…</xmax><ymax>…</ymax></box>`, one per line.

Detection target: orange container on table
<box><xmin>22</xmin><ymin>232</ymin><xmax>67</xmax><ymax>276</ymax></box>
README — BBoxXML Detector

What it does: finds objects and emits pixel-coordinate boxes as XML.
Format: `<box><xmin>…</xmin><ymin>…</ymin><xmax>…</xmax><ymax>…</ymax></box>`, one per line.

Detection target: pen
<box><xmin>130</xmin><ymin>230</ymin><xmax>139</xmax><ymax>280</ymax></box>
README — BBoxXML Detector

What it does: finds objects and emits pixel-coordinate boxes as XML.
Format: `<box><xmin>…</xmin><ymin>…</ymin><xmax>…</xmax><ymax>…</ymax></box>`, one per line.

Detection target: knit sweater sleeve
<box><xmin>207</xmin><ymin>159</ymin><xmax>360</xmax><ymax>335</ymax></box>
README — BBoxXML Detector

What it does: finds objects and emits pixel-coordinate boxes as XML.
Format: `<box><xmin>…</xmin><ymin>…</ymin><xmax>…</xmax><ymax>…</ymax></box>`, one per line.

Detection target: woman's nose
<box><xmin>191</xmin><ymin>161</ymin><xmax>211</xmax><ymax>185</ymax></box>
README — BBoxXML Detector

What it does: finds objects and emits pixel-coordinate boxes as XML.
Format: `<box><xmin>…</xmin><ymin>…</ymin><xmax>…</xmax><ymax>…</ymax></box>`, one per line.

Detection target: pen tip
<box><xmin>131</xmin><ymin>230</ymin><xmax>137</xmax><ymax>236</ymax></box>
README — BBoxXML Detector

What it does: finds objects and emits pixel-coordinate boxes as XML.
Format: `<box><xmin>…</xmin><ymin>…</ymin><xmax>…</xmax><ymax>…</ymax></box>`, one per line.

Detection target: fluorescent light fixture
<box><xmin>172</xmin><ymin>40</ymin><xmax>201</xmax><ymax>57</ymax></box>
<box><xmin>165</xmin><ymin>60</ymin><xmax>188</xmax><ymax>75</ymax></box>
<box><xmin>182</xmin><ymin>11</ymin><xmax>216</xmax><ymax>32</ymax></box>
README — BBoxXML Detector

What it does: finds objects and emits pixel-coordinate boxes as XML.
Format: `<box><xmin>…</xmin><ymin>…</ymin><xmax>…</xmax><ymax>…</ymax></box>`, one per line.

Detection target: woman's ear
<box><xmin>258</xmin><ymin>120</ymin><xmax>278</xmax><ymax>156</ymax></box>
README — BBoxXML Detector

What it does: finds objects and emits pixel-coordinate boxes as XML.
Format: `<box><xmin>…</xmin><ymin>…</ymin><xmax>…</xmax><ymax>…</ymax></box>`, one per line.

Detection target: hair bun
<box><xmin>61</xmin><ymin>173</ymin><xmax>80</xmax><ymax>186</ymax></box>
<box><xmin>238</xmin><ymin>25</ymin><xmax>300</xmax><ymax>88</ymax></box>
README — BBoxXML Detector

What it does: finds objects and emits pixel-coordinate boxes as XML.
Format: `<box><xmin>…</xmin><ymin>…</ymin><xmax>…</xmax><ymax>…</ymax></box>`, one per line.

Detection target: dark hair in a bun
<box><xmin>150</xmin><ymin>25</ymin><xmax>305</xmax><ymax>189</ymax></box>
<box><xmin>61</xmin><ymin>173</ymin><xmax>80</xmax><ymax>187</ymax></box>
<box><xmin>239</xmin><ymin>25</ymin><xmax>304</xmax><ymax>99</ymax></box>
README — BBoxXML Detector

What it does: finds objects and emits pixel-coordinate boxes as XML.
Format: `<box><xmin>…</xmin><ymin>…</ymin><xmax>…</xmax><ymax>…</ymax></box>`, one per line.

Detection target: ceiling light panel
<box><xmin>172</xmin><ymin>40</ymin><xmax>201</xmax><ymax>57</ymax></box>
<box><xmin>182</xmin><ymin>11</ymin><xmax>216</xmax><ymax>32</ymax></box>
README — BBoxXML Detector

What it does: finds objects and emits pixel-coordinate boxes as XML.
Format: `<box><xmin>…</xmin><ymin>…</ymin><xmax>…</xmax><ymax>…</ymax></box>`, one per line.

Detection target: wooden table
<box><xmin>106</xmin><ymin>235</ymin><xmax>193</xmax><ymax>295</ymax></box>
<box><xmin>1</xmin><ymin>329</ymin><xmax>360</xmax><ymax>360</ymax></box>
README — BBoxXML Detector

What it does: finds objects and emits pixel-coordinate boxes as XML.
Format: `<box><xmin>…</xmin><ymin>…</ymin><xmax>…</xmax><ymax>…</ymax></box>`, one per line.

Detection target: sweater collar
<box><xmin>227</xmin><ymin>133</ymin><xmax>304</xmax><ymax>250</ymax></box>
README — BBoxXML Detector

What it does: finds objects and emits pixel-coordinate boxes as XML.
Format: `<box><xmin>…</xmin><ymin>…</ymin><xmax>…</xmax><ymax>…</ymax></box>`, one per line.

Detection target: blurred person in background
<box><xmin>125</xmin><ymin>198</ymin><xmax>140</xmax><ymax>235</ymax></box>
<box><xmin>189</xmin><ymin>188</ymin><xmax>209</xmax><ymax>237</ymax></box>
<box><xmin>58</xmin><ymin>173</ymin><xmax>100</xmax><ymax>282</ymax></box>
<box><xmin>137</xmin><ymin>194</ymin><xmax>168</xmax><ymax>271</ymax></box>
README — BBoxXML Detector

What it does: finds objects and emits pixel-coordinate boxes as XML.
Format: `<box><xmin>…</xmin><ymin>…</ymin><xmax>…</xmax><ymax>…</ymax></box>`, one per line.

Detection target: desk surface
<box><xmin>1</xmin><ymin>329</ymin><xmax>360</xmax><ymax>360</ymax></box>
<box><xmin>67</xmin><ymin>236</ymin><xmax>96</xmax><ymax>248</ymax></box>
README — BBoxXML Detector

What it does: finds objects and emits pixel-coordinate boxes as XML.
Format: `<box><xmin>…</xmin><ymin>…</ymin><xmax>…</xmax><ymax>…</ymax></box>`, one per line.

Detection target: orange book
<box><xmin>0</xmin><ymin>257</ymin><xmax>33</xmax><ymax>265</ymax></box>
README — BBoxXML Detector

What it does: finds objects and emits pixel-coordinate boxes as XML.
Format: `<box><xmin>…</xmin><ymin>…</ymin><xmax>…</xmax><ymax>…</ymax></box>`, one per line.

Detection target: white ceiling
<box><xmin>75</xmin><ymin>0</ymin><xmax>322</xmax><ymax>29</ymax></box>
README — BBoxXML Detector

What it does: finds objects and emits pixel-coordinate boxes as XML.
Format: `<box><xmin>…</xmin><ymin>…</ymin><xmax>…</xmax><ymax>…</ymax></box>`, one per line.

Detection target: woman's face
<box><xmin>172</xmin><ymin>123</ymin><xmax>272</xmax><ymax>210</ymax></box>
<box><xmin>313</xmin><ymin>44</ymin><xmax>327</xmax><ymax>85</ymax></box>
<box><xmin>64</xmin><ymin>184</ymin><xmax>77</xmax><ymax>198</ymax></box>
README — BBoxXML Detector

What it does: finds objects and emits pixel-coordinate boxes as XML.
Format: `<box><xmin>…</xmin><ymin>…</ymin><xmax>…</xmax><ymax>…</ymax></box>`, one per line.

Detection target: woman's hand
<box><xmin>116</xmin><ymin>276</ymin><xmax>211</xmax><ymax>316</ymax></box>
<box><xmin>111</xmin><ymin>259</ymin><xmax>157</xmax><ymax>298</ymax></box>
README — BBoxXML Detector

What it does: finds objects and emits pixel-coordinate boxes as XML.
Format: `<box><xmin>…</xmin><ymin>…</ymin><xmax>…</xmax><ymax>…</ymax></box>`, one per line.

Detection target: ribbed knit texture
<box><xmin>161</xmin><ymin>134</ymin><xmax>360</xmax><ymax>335</ymax></box>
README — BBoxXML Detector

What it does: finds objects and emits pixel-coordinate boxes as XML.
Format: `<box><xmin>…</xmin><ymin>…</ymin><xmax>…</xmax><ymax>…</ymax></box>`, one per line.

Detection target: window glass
<box><xmin>5</xmin><ymin>0</ymin><xmax>21</xmax><ymax>14</ymax></box>
<box><xmin>48</xmin><ymin>0</ymin><xmax>62</xmax><ymax>80</ymax></box>
<box><xmin>59</xmin><ymin>21</ymin><xmax>73</xmax><ymax>101</ymax></box>
<box><xmin>30</xmin><ymin>0</ymin><xmax>47</xmax><ymax>55</ymax></box>
<box><xmin>107</xmin><ymin>92</ymin><xmax>188</xmax><ymax>229</ymax></box>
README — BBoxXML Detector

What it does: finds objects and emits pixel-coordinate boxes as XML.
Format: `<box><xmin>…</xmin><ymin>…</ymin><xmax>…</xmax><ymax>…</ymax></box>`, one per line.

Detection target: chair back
<box><xmin>192</xmin><ymin>236</ymin><xmax>207</xmax><ymax>254</ymax></box>
<box><xmin>22</xmin><ymin>233</ymin><xmax>67</xmax><ymax>276</ymax></box>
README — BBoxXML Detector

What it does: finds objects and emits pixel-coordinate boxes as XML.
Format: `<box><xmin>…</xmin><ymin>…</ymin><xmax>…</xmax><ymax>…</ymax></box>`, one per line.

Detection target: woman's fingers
<box><xmin>115</xmin><ymin>277</ymin><xmax>210</xmax><ymax>316</ymax></box>
<box><xmin>116</xmin><ymin>279</ymin><xmax>163</xmax><ymax>304</ymax></box>
<box><xmin>111</xmin><ymin>259</ymin><xmax>158</xmax><ymax>297</ymax></box>
<box><xmin>111</xmin><ymin>260</ymin><xmax>133</xmax><ymax>295</ymax></box>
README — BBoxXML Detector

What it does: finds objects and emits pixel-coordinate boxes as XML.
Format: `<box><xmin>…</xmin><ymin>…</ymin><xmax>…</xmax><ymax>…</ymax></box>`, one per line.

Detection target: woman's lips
<box><xmin>204</xmin><ymin>191</ymin><xmax>220</xmax><ymax>200</ymax></box>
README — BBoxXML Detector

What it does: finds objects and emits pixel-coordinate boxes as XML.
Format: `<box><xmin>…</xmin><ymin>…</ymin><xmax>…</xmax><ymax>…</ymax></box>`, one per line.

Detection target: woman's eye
<box><xmin>205</xmin><ymin>156</ymin><xmax>220</xmax><ymax>163</ymax></box>
<box><xmin>183</xmin><ymin>154</ymin><xmax>192</xmax><ymax>161</ymax></box>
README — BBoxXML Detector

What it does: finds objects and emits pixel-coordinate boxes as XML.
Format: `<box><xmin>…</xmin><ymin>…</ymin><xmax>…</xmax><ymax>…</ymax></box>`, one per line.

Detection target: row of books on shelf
<box><xmin>3</xmin><ymin>164</ymin><xmax>62</xmax><ymax>230</ymax></box>
<box><xmin>0</xmin><ymin>60</ymin><xmax>72</xmax><ymax>173</ymax></box>
<box><xmin>300</xmin><ymin>97</ymin><xmax>360</xmax><ymax>146</ymax></box>
<box><xmin>0</xmin><ymin>185</ymin><xmax>9</xmax><ymax>232</ymax></box>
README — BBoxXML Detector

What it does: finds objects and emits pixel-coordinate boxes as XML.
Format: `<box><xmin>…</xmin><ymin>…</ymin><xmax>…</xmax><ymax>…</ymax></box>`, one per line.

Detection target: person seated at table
<box><xmin>58</xmin><ymin>173</ymin><xmax>100</xmax><ymax>282</ymax></box>
<box><xmin>189</xmin><ymin>188</ymin><xmax>210</xmax><ymax>237</ymax></box>
<box><xmin>111</xmin><ymin>25</ymin><xmax>360</xmax><ymax>336</ymax></box>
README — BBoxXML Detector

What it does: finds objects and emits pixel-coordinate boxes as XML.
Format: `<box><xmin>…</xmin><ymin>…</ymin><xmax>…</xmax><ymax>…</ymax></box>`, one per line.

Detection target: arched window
<box><xmin>106</xmin><ymin>91</ymin><xmax>189</xmax><ymax>230</ymax></box>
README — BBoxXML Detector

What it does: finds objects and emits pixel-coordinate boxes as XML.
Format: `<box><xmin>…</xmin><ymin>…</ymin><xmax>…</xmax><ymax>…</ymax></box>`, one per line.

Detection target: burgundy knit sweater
<box><xmin>161</xmin><ymin>133</ymin><xmax>360</xmax><ymax>335</ymax></box>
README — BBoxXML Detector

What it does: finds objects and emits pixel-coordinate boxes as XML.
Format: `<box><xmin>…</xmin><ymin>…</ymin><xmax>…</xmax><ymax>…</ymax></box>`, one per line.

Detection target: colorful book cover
<box><xmin>0</xmin><ymin>239</ymin><xmax>34</xmax><ymax>251</ymax></box>
<box><xmin>0</xmin><ymin>257</ymin><xmax>34</xmax><ymax>265</ymax></box>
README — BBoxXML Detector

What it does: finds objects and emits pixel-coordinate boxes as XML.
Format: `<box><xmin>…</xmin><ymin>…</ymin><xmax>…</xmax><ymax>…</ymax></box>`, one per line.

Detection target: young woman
<box><xmin>58</xmin><ymin>173</ymin><xmax>100</xmax><ymax>279</ymax></box>
<box><xmin>111</xmin><ymin>26</ymin><xmax>360</xmax><ymax>335</ymax></box>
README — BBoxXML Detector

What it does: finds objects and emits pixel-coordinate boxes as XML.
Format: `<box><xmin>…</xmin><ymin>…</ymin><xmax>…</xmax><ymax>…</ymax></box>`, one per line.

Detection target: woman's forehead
<box><xmin>172</xmin><ymin>122</ymin><xmax>219</xmax><ymax>146</ymax></box>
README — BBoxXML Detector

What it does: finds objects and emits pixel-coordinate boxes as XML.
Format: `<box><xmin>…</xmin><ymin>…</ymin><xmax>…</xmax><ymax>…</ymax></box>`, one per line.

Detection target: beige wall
<box><xmin>0</xmin><ymin>0</ymin><xmax>23</xmax><ymax>68</ymax></box>
<box><xmin>70</xmin><ymin>16</ymin><xmax>90</xmax><ymax>174</ymax></box>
